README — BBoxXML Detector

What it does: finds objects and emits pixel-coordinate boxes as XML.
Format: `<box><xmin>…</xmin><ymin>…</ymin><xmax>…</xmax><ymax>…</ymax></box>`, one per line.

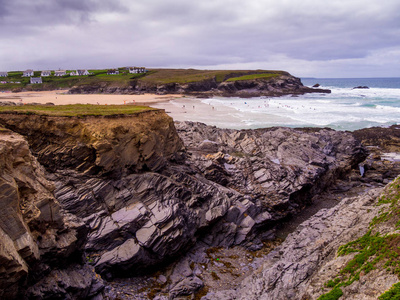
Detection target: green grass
<box><xmin>139</xmin><ymin>69</ymin><xmax>225</xmax><ymax>84</ymax></box>
<box><xmin>317</xmin><ymin>287</ymin><xmax>343</xmax><ymax>300</ymax></box>
<box><xmin>226</xmin><ymin>73</ymin><xmax>280</xmax><ymax>82</ymax></box>
<box><xmin>0</xmin><ymin>104</ymin><xmax>155</xmax><ymax>117</ymax></box>
<box><xmin>0</xmin><ymin>68</ymin><xmax>290</xmax><ymax>91</ymax></box>
<box><xmin>139</xmin><ymin>69</ymin><xmax>287</xmax><ymax>85</ymax></box>
<box><xmin>317</xmin><ymin>176</ymin><xmax>400</xmax><ymax>299</ymax></box>
<box><xmin>379</xmin><ymin>282</ymin><xmax>400</xmax><ymax>300</ymax></box>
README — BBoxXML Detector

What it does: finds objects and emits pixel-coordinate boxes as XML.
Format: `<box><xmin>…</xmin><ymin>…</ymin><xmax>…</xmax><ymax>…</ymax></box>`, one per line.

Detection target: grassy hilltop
<box><xmin>0</xmin><ymin>104</ymin><xmax>156</xmax><ymax>117</ymax></box>
<box><xmin>0</xmin><ymin>68</ymin><xmax>288</xmax><ymax>92</ymax></box>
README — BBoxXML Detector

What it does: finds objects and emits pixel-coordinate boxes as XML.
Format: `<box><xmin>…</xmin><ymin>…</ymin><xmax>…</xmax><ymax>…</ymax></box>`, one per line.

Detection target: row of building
<box><xmin>0</xmin><ymin>67</ymin><xmax>147</xmax><ymax>78</ymax></box>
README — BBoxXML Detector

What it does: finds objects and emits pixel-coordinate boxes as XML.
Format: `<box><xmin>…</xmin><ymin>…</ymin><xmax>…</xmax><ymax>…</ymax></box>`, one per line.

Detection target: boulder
<box><xmin>352</xmin><ymin>86</ymin><xmax>369</xmax><ymax>89</ymax></box>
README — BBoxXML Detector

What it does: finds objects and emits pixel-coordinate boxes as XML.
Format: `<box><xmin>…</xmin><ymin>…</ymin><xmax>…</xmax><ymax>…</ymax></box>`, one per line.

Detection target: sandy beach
<box><xmin>0</xmin><ymin>90</ymin><xmax>183</xmax><ymax>105</ymax></box>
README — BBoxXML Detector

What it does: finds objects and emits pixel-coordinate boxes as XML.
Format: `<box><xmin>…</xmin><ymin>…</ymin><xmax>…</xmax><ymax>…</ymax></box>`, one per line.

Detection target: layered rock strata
<box><xmin>68</xmin><ymin>74</ymin><xmax>330</xmax><ymax>97</ymax></box>
<box><xmin>0</xmin><ymin>112</ymin><xmax>368</xmax><ymax>298</ymax></box>
<box><xmin>209</xmin><ymin>176</ymin><xmax>400</xmax><ymax>300</ymax></box>
<box><xmin>0</xmin><ymin>128</ymin><xmax>103</xmax><ymax>299</ymax></box>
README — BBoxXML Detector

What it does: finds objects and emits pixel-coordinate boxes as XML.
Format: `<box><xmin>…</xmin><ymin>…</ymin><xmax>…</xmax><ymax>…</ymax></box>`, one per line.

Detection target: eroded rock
<box><xmin>0</xmin><ymin>129</ymin><xmax>101</xmax><ymax>299</ymax></box>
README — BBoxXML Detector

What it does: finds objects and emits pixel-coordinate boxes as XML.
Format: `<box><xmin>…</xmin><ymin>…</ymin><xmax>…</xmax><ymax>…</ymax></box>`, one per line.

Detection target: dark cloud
<box><xmin>1</xmin><ymin>0</ymin><xmax>400</xmax><ymax>77</ymax></box>
<box><xmin>0</xmin><ymin>0</ymin><xmax>127</xmax><ymax>28</ymax></box>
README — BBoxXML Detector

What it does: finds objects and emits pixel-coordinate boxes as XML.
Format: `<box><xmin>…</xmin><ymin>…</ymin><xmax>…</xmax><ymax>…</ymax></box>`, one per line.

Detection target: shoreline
<box><xmin>0</xmin><ymin>90</ymin><xmax>184</xmax><ymax>105</ymax></box>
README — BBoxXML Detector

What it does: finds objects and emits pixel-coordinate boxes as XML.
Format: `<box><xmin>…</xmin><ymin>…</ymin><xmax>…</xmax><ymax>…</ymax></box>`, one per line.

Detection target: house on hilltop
<box><xmin>30</xmin><ymin>77</ymin><xmax>42</xmax><ymax>84</ymax></box>
<box><xmin>54</xmin><ymin>70</ymin><xmax>66</xmax><ymax>76</ymax></box>
<box><xmin>107</xmin><ymin>69</ymin><xmax>119</xmax><ymax>75</ymax></box>
<box><xmin>78</xmin><ymin>69</ymin><xmax>90</xmax><ymax>76</ymax></box>
<box><xmin>129</xmin><ymin>67</ymin><xmax>146</xmax><ymax>74</ymax></box>
<box><xmin>22</xmin><ymin>69</ymin><xmax>34</xmax><ymax>77</ymax></box>
<box><xmin>70</xmin><ymin>70</ymin><xmax>89</xmax><ymax>76</ymax></box>
<box><xmin>41</xmin><ymin>70</ymin><xmax>52</xmax><ymax>77</ymax></box>
<box><xmin>0</xmin><ymin>72</ymin><xmax>7</xmax><ymax>77</ymax></box>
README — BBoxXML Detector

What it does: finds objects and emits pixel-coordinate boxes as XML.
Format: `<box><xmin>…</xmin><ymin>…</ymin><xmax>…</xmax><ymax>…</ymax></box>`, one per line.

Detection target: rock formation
<box><xmin>0</xmin><ymin>107</ymin><xmax>370</xmax><ymax>299</ymax></box>
<box><xmin>0</xmin><ymin>128</ymin><xmax>103</xmax><ymax>299</ymax></box>
<box><xmin>68</xmin><ymin>73</ymin><xmax>331</xmax><ymax>97</ymax></box>
<box><xmin>207</xmin><ymin>175</ymin><xmax>400</xmax><ymax>300</ymax></box>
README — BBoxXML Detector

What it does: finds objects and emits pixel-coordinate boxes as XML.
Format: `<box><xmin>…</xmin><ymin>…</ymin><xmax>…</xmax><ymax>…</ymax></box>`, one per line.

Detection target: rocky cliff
<box><xmin>0</xmin><ymin>108</ymin><xmax>370</xmax><ymax>299</ymax></box>
<box><xmin>0</xmin><ymin>128</ymin><xmax>103</xmax><ymax>299</ymax></box>
<box><xmin>210</xmin><ymin>175</ymin><xmax>400</xmax><ymax>300</ymax></box>
<box><xmin>68</xmin><ymin>73</ymin><xmax>330</xmax><ymax>97</ymax></box>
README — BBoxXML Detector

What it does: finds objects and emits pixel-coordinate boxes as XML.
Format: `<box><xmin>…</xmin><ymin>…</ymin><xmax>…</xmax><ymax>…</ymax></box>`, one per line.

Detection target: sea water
<box><xmin>154</xmin><ymin>78</ymin><xmax>400</xmax><ymax>131</ymax></box>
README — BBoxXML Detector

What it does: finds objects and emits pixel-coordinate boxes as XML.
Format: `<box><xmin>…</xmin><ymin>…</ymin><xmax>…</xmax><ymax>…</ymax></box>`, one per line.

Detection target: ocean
<box><xmin>153</xmin><ymin>77</ymin><xmax>400</xmax><ymax>131</ymax></box>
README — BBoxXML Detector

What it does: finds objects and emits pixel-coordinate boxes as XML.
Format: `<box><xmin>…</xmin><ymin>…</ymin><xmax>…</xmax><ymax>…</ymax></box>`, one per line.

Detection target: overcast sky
<box><xmin>1</xmin><ymin>0</ymin><xmax>400</xmax><ymax>78</ymax></box>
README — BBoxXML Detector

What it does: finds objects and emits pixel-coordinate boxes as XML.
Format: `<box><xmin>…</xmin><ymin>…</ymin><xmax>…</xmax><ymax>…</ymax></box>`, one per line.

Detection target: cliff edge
<box><xmin>67</xmin><ymin>69</ymin><xmax>330</xmax><ymax>97</ymax></box>
<box><xmin>0</xmin><ymin>106</ymin><xmax>370</xmax><ymax>298</ymax></box>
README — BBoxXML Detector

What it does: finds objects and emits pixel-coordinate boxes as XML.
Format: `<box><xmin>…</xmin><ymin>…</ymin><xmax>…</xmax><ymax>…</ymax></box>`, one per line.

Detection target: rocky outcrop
<box><xmin>68</xmin><ymin>74</ymin><xmax>330</xmax><ymax>97</ymax></box>
<box><xmin>215</xmin><ymin>75</ymin><xmax>330</xmax><ymax>97</ymax></box>
<box><xmin>176</xmin><ymin>122</ymin><xmax>366</xmax><ymax>233</ymax></box>
<box><xmin>218</xmin><ymin>175</ymin><xmax>400</xmax><ymax>300</ymax></box>
<box><xmin>0</xmin><ymin>110</ymin><xmax>183</xmax><ymax>177</ymax></box>
<box><xmin>0</xmin><ymin>128</ymin><xmax>103</xmax><ymax>299</ymax></box>
<box><xmin>36</xmin><ymin>119</ymin><xmax>367</xmax><ymax>280</ymax></box>
<box><xmin>353</xmin><ymin>124</ymin><xmax>400</xmax><ymax>153</ymax></box>
<box><xmin>0</xmin><ymin>111</ymin><xmax>368</xmax><ymax>297</ymax></box>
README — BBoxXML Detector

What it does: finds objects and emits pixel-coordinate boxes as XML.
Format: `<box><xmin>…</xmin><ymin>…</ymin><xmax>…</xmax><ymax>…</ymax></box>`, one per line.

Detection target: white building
<box><xmin>77</xmin><ymin>69</ymin><xmax>90</xmax><ymax>76</ymax></box>
<box><xmin>30</xmin><ymin>77</ymin><xmax>42</xmax><ymax>84</ymax></box>
<box><xmin>23</xmin><ymin>69</ymin><xmax>34</xmax><ymax>77</ymax></box>
<box><xmin>107</xmin><ymin>69</ymin><xmax>119</xmax><ymax>75</ymax></box>
<box><xmin>41</xmin><ymin>70</ymin><xmax>52</xmax><ymax>76</ymax></box>
<box><xmin>129</xmin><ymin>67</ymin><xmax>146</xmax><ymax>74</ymax></box>
<box><xmin>54</xmin><ymin>70</ymin><xmax>67</xmax><ymax>76</ymax></box>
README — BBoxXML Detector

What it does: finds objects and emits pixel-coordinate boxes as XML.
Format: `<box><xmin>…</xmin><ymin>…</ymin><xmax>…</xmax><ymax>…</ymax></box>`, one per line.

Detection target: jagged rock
<box><xmin>226</xmin><ymin>186</ymin><xmax>386</xmax><ymax>299</ymax></box>
<box><xmin>169</xmin><ymin>276</ymin><xmax>203</xmax><ymax>298</ymax></box>
<box><xmin>0</xmin><ymin>110</ymin><xmax>184</xmax><ymax>177</ymax></box>
<box><xmin>0</xmin><ymin>129</ymin><xmax>99</xmax><ymax>299</ymax></box>
<box><xmin>176</xmin><ymin>122</ymin><xmax>367</xmax><ymax>233</ymax></box>
<box><xmin>26</xmin><ymin>264</ymin><xmax>104</xmax><ymax>300</ymax></box>
<box><xmin>0</xmin><ymin>112</ymin><xmax>368</xmax><ymax>292</ymax></box>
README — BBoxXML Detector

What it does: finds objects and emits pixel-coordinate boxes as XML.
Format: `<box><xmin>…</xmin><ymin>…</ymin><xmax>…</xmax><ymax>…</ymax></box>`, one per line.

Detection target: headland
<box><xmin>0</xmin><ymin>74</ymin><xmax>399</xmax><ymax>300</ymax></box>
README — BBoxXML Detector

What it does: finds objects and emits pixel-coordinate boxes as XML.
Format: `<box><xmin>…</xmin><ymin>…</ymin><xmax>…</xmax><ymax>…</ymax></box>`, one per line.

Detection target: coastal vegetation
<box><xmin>0</xmin><ymin>68</ymin><xmax>288</xmax><ymax>91</ymax></box>
<box><xmin>317</xmin><ymin>176</ymin><xmax>400</xmax><ymax>300</ymax></box>
<box><xmin>0</xmin><ymin>104</ymin><xmax>155</xmax><ymax>117</ymax></box>
<box><xmin>226</xmin><ymin>73</ymin><xmax>280</xmax><ymax>82</ymax></box>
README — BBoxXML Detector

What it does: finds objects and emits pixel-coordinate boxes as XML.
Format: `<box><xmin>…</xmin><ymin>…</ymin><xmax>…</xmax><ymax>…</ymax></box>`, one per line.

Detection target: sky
<box><xmin>1</xmin><ymin>0</ymin><xmax>400</xmax><ymax>78</ymax></box>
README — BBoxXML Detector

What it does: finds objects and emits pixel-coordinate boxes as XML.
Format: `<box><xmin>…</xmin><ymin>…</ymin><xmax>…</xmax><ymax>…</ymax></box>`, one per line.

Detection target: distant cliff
<box><xmin>67</xmin><ymin>69</ymin><xmax>330</xmax><ymax>97</ymax></box>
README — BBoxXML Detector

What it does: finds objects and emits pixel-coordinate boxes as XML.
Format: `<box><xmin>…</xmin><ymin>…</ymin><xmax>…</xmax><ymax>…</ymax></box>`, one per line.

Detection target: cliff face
<box><xmin>68</xmin><ymin>74</ymin><xmax>330</xmax><ymax>97</ymax></box>
<box><xmin>0</xmin><ymin>110</ymin><xmax>183</xmax><ymax>177</ymax></box>
<box><xmin>0</xmin><ymin>129</ymin><xmax>102</xmax><ymax>299</ymax></box>
<box><xmin>0</xmin><ymin>111</ymin><xmax>371</xmax><ymax>299</ymax></box>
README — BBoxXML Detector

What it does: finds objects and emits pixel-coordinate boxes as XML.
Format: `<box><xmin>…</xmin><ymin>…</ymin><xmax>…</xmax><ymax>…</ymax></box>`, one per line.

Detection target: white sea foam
<box><xmin>153</xmin><ymin>80</ymin><xmax>400</xmax><ymax>131</ymax></box>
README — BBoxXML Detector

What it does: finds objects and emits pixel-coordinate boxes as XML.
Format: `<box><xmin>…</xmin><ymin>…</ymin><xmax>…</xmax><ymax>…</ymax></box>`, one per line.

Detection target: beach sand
<box><xmin>0</xmin><ymin>90</ymin><xmax>183</xmax><ymax>105</ymax></box>
<box><xmin>0</xmin><ymin>90</ymin><xmax>276</xmax><ymax>129</ymax></box>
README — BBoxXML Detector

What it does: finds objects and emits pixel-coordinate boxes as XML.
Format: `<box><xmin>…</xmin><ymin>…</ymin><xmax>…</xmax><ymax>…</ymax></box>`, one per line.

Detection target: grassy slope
<box><xmin>0</xmin><ymin>68</ymin><xmax>289</xmax><ymax>91</ymax></box>
<box><xmin>317</xmin><ymin>177</ymin><xmax>400</xmax><ymax>300</ymax></box>
<box><xmin>0</xmin><ymin>104</ymin><xmax>155</xmax><ymax>117</ymax></box>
